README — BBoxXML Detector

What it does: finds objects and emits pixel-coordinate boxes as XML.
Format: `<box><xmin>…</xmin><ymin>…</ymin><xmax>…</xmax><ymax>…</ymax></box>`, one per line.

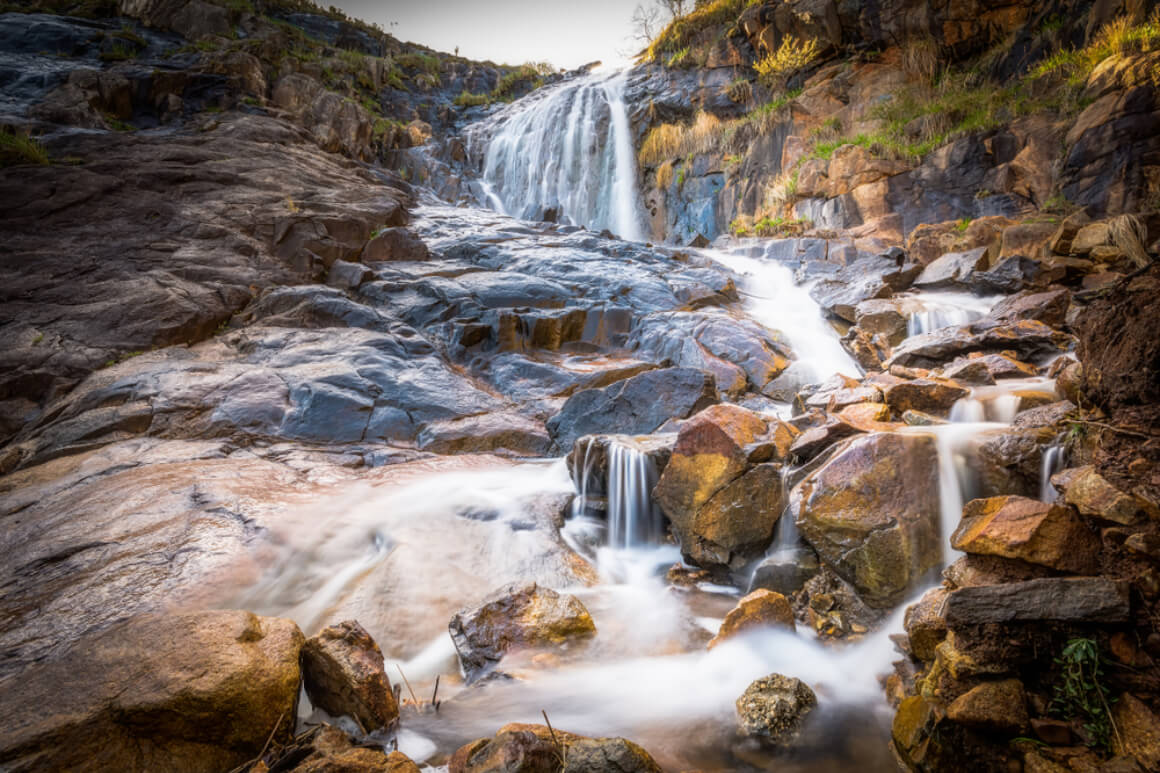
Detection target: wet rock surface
<box><xmin>448</xmin><ymin>582</ymin><xmax>597</xmax><ymax>683</ymax></box>
<box><xmin>301</xmin><ymin>620</ymin><xmax>399</xmax><ymax>732</ymax></box>
<box><xmin>735</xmin><ymin>674</ymin><xmax>818</xmax><ymax>746</ymax></box>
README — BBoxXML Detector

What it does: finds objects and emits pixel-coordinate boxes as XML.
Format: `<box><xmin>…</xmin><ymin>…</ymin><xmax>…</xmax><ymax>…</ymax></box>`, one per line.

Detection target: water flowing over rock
<box><xmin>469</xmin><ymin>71</ymin><xmax>647</xmax><ymax>240</ymax></box>
<box><xmin>450</xmin><ymin>723</ymin><xmax>661</xmax><ymax>773</ymax></box>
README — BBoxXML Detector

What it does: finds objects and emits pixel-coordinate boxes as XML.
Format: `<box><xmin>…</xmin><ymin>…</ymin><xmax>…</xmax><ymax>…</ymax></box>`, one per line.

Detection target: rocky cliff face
<box><xmin>628</xmin><ymin>0</ymin><xmax>1160</xmax><ymax>248</ymax></box>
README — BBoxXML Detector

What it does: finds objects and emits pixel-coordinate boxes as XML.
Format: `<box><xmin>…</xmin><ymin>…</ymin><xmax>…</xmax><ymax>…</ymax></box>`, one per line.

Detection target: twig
<box><xmin>431</xmin><ymin>674</ymin><xmax>441</xmax><ymax>712</ymax></box>
<box><xmin>1071</xmin><ymin>419</ymin><xmax>1152</xmax><ymax>439</ymax></box>
<box><xmin>226</xmin><ymin>710</ymin><xmax>286</xmax><ymax>773</ymax></box>
<box><xmin>542</xmin><ymin>709</ymin><xmax>566</xmax><ymax>769</ymax></box>
<box><xmin>396</xmin><ymin>664</ymin><xmax>420</xmax><ymax>706</ymax></box>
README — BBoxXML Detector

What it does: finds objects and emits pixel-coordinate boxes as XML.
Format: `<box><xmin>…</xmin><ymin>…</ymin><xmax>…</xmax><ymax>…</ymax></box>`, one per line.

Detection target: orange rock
<box><xmin>708</xmin><ymin>589</ymin><xmax>796</xmax><ymax>648</ymax></box>
<box><xmin>950</xmin><ymin>496</ymin><xmax>1099</xmax><ymax>573</ymax></box>
<box><xmin>946</xmin><ymin>679</ymin><xmax>1029</xmax><ymax>735</ymax></box>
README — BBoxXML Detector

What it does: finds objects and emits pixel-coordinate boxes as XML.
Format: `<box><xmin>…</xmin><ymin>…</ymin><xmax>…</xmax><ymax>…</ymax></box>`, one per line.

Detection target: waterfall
<box><xmin>468</xmin><ymin>70</ymin><xmax>648</xmax><ymax>241</ymax></box>
<box><xmin>606</xmin><ymin>441</ymin><xmax>664</xmax><ymax>549</ymax></box>
<box><xmin>1040</xmin><ymin>443</ymin><xmax>1066</xmax><ymax>501</ymax></box>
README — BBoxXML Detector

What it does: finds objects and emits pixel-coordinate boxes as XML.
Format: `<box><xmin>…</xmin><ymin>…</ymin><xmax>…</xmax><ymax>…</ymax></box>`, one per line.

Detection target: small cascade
<box><xmin>606</xmin><ymin>441</ymin><xmax>664</xmax><ymax>549</ymax></box>
<box><xmin>468</xmin><ymin>70</ymin><xmax>647</xmax><ymax>241</ymax></box>
<box><xmin>905</xmin><ymin>291</ymin><xmax>998</xmax><ymax>336</ymax></box>
<box><xmin>1040</xmin><ymin>443</ymin><xmax>1067</xmax><ymax>501</ymax></box>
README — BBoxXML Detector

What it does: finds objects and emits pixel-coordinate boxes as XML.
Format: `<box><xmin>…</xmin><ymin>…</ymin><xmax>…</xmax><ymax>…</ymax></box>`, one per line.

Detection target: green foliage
<box><xmin>1031</xmin><ymin>10</ymin><xmax>1160</xmax><ymax>85</ymax></box>
<box><xmin>1</xmin><ymin>130</ymin><xmax>50</xmax><ymax>167</ymax></box>
<box><xmin>1051</xmin><ymin>637</ymin><xmax>1119</xmax><ymax>754</ymax></box>
<box><xmin>99</xmin><ymin>41</ymin><xmax>138</xmax><ymax>61</ymax></box>
<box><xmin>955</xmin><ymin>217</ymin><xmax>972</xmax><ymax>233</ymax></box>
<box><xmin>103</xmin><ymin>113</ymin><xmax>135</xmax><ymax>131</ymax></box>
<box><xmin>397</xmin><ymin>51</ymin><xmax>441</xmax><ymax>75</ymax></box>
<box><xmin>454</xmin><ymin>90</ymin><xmax>490</xmax><ymax>108</ymax></box>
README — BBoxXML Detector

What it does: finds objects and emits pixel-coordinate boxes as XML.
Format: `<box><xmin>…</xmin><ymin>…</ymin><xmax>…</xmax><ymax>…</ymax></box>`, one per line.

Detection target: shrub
<box><xmin>638</xmin><ymin>110</ymin><xmax>722</xmax><ymax>166</ymax></box>
<box><xmin>648</xmin><ymin>0</ymin><xmax>753</xmax><ymax>61</ymax></box>
<box><xmin>1051</xmin><ymin>637</ymin><xmax>1120</xmax><ymax>754</ymax></box>
<box><xmin>753</xmin><ymin>34</ymin><xmax>821</xmax><ymax>86</ymax></box>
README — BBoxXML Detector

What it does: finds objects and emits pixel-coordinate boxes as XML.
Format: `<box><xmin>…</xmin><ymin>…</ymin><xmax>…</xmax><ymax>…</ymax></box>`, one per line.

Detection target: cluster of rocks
<box><xmin>888</xmin><ymin>265</ymin><xmax>1160</xmax><ymax>771</ymax></box>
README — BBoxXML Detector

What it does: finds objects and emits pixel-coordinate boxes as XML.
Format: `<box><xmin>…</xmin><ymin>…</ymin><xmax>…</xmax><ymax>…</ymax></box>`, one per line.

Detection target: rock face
<box><xmin>950</xmin><ymin>496</ymin><xmax>1100</xmax><ymax>574</ymax></box>
<box><xmin>652</xmin><ymin>404</ymin><xmax>782</xmax><ymax>570</ymax></box>
<box><xmin>450</xmin><ymin>723</ymin><xmax>661</xmax><ymax>773</ymax></box>
<box><xmin>546</xmin><ymin>368</ymin><xmax>719</xmax><ymax>453</ymax></box>
<box><xmin>946</xmin><ymin>679</ymin><xmax>1030</xmax><ymax>735</ymax></box>
<box><xmin>792</xmin><ymin>433</ymin><xmax>942</xmax><ymax>607</ymax></box>
<box><xmin>735</xmin><ymin>674</ymin><xmax>818</xmax><ymax>746</ymax></box>
<box><xmin>301</xmin><ymin>620</ymin><xmax>399</xmax><ymax>732</ymax></box>
<box><xmin>708</xmin><ymin>589</ymin><xmax>795</xmax><ymax>648</ymax></box>
<box><xmin>448</xmin><ymin>583</ymin><xmax>597</xmax><ymax>682</ymax></box>
<box><xmin>0</xmin><ymin>610</ymin><xmax>303</xmax><ymax>773</ymax></box>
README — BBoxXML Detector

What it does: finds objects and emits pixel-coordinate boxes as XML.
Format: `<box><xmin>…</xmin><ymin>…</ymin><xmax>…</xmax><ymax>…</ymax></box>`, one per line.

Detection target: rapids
<box><xmin>230</xmin><ymin>68</ymin><xmax>1060</xmax><ymax>771</ymax></box>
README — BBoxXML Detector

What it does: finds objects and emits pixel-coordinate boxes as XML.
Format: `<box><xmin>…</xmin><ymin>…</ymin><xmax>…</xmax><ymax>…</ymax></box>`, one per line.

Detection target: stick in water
<box><xmin>396</xmin><ymin>664</ymin><xmax>420</xmax><ymax>706</ymax></box>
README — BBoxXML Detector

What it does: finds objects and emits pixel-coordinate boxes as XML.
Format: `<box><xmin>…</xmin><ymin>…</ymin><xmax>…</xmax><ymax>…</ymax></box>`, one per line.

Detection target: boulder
<box><xmin>450</xmin><ymin>723</ymin><xmax>660</xmax><ymax>773</ymax></box>
<box><xmin>888</xmin><ymin>320</ymin><xmax>1071</xmax><ymax>369</ymax></box>
<box><xmin>301</xmin><ymin>620</ymin><xmax>398</xmax><ymax>732</ymax></box>
<box><xmin>291</xmin><ymin>726</ymin><xmax>421</xmax><ymax>773</ymax></box>
<box><xmin>653</xmin><ymin>405</ymin><xmax>781</xmax><ymax>569</ymax></box>
<box><xmin>855</xmin><ymin>297</ymin><xmax>923</xmax><ymax>346</ymax></box>
<box><xmin>0</xmin><ymin>610</ymin><xmax>303</xmax><ymax>773</ymax></box>
<box><xmin>708</xmin><ymin>589</ymin><xmax>795</xmax><ymax>648</ymax></box>
<box><xmin>913</xmin><ymin>247</ymin><xmax>991</xmax><ymax>289</ymax></box>
<box><xmin>748</xmin><ymin>548</ymin><xmax>821</xmax><ymax>596</ymax></box>
<box><xmin>941</xmin><ymin>353</ymin><xmax>1039</xmax><ymax>384</ymax></box>
<box><xmin>546</xmin><ymin>368</ymin><xmax>718</xmax><ymax>453</ymax></box>
<box><xmin>946</xmin><ymin>679</ymin><xmax>1030</xmax><ymax>735</ymax></box>
<box><xmin>787</xmin><ymin>417</ymin><xmax>863</xmax><ymax>461</ymax></box>
<box><xmin>989</xmin><ymin>289</ymin><xmax>1071</xmax><ymax>327</ymax></box>
<box><xmin>448</xmin><ymin>583</ymin><xmax>596</xmax><ymax>683</ymax></box>
<box><xmin>942</xmin><ymin>553</ymin><xmax>1055</xmax><ymax>590</ymax></box>
<box><xmin>1112</xmin><ymin>692</ymin><xmax>1160</xmax><ymax>771</ymax></box>
<box><xmin>944</xmin><ymin>577</ymin><xmax>1130</xmax><ymax>627</ymax></box>
<box><xmin>809</xmin><ymin>252</ymin><xmax>915</xmax><ymax>322</ymax></box>
<box><xmin>735</xmin><ymin>674</ymin><xmax>818</xmax><ymax>746</ymax></box>
<box><xmin>1060</xmin><ymin>465</ymin><xmax>1154</xmax><ymax>525</ymax></box>
<box><xmin>950</xmin><ymin>496</ymin><xmax>1099</xmax><ymax>573</ymax></box>
<box><xmin>1011</xmin><ymin>400</ymin><xmax>1075</xmax><ymax>429</ymax></box>
<box><xmin>973</xmin><ymin>427</ymin><xmax>1054</xmax><ymax>498</ymax></box>
<box><xmin>792</xmin><ymin>433</ymin><xmax>942</xmax><ymax>607</ymax></box>
<box><xmin>883</xmin><ymin>378</ymin><xmax>970</xmax><ymax>416</ymax></box>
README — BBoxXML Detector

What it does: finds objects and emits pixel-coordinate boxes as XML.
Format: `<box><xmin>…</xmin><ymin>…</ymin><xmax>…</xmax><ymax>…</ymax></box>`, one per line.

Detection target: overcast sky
<box><xmin>332</xmin><ymin>0</ymin><xmax>643</xmax><ymax>70</ymax></box>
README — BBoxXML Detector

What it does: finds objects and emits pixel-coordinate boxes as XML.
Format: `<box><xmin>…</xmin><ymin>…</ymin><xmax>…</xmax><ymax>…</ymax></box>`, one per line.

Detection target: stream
<box><xmin>231</xmin><ymin>69</ymin><xmax>1060</xmax><ymax>771</ymax></box>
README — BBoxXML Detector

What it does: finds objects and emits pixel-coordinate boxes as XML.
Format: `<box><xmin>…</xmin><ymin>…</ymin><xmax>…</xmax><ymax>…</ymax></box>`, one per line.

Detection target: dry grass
<box><xmin>0</xmin><ymin>129</ymin><xmax>49</xmax><ymax>166</ymax></box>
<box><xmin>902</xmin><ymin>39</ymin><xmax>940</xmax><ymax>85</ymax></box>
<box><xmin>656</xmin><ymin>160</ymin><xmax>675</xmax><ymax>190</ymax></box>
<box><xmin>647</xmin><ymin>0</ymin><xmax>755</xmax><ymax>61</ymax></box>
<box><xmin>638</xmin><ymin>111</ymin><xmax>723</xmax><ymax>166</ymax></box>
<box><xmin>1032</xmin><ymin>9</ymin><xmax>1160</xmax><ymax>84</ymax></box>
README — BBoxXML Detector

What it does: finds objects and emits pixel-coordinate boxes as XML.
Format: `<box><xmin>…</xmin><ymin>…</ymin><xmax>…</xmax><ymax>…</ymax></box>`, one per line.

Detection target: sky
<box><xmin>331</xmin><ymin>0</ymin><xmax>645</xmax><ymax>70</ymax></box>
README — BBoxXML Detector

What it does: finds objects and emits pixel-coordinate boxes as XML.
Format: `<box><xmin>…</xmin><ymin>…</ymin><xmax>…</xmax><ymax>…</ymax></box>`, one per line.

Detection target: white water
<box><xmin>606</xmin><ymin>441</ymin><xmax>665</xmax><ymax>549</ymax></box>
<box><xmin>702</xmin><ymin>248</ymin><xmax>861</xmax><ymax>382</ymax></box>
<box><xmin>469</xmin><ymin>70</ymin><xmax>647</xmax><ymax>241</ymax></box>
<box><xmin>1040</xmin><ymin>443</ymin><xmax>1067</xmax><ymax>501</ymax></box>
<box><xmin>905</xmin><ymin>290</ymin><xmax>999</xmax><ymax>336</ymax></box>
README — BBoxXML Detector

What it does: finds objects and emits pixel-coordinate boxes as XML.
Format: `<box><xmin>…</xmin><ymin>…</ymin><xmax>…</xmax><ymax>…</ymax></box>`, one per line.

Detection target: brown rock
<box><xmin>680</xmin><ymin>462</ymin><xmax>785</xmax><ymax>570</ymax></box>
<box><xmin>950</xmin><ymin>495</ymin><xmax>1099</xmax><ymax>573</ymax></box>
<box><xmin>973</xmin><ymin>427</ymin><xmax>1054</xmax><ymax>498</ymax></box>
<box><xmin>904</xmin><ymin>587</ymin><xmax>948</xmax><ymax>662</ymax></box>
<box><xmin>736</xmin><ymin>674</ymin><xmax>818</xmax><ymax>746</ymax></box>
<box><xmin>942</xmin><ymin>553</ymin><xmax>1055</xmax><ymax>589</ymax></box>
<box><xmin>1071</xmin><ymin>222</ymin><xmax>1112</xmax><ymax>255</ymax></box>
<box><xmin>1062</xmin><ymin>465</ymin><xmax>1153</xmax><ymax>525</ymax></box>
<box><xmin>884</xmin><ymin>378</ymin><xmax>970</xmax><ymax>416</ymax></box>
<box><xmin>0</xmin><ymin>610</ymin><xmax>303</xmax><ymax>773</ymax></box>
<box><xmin>448</xmin><ymin>583</ymin><xmax>596</xmax><ymax>682</ymax></box>
<box><xmin>788</xmin><ymin>417</ymin><xmax>864</xmax><ymax>460</ymax></box>
<box><xmin>1113</xmin><ymin>692</ymin><xmax>1160</xmax><ymax>770</ymax></box>
<box><xmin>792</xmin><ymin>433</ymin><xmax>942</xmax><ymax>607</ymax></box>
<box><xmin>946</xmin><ymin>679</ymin><xmax>1029</xmax><ymax>735</ymax></box>
<box><xmin>1048</xmin><ymin>210</ymin><xmax>1092</xmax><ymax>255</ymax></box>
<box><xmin>294</xmin><ymin>747</ymin><xmax>421</xmax><ymax>773</ymax></box>
<box><xmin>989</xmin><ymin>289</ymin><xmax>1071</xmax><ymax>327</ymax></box>
<box><xmin>450</xmin><ymin>723</ymin><xmax>661</xmax><ymax>773</ymax></box>
<box><xmin>838</xmin><ymin>401</ymin><xmax>896</xmax><ymax>431</ymax></box>
<box><xmin>302</xmin><ymin>620</ymin><xmax>398</xmax><ymax>732</ymax></box>
<box><xmin>709</xmin><ymin>589</ymin><xmax>796</xmax><ymax>648</ymax></box>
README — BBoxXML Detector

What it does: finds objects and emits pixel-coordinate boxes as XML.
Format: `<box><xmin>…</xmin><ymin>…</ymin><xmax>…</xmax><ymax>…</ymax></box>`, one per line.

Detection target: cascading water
<box><xmin>1040</xmin><ymin>443</ymin><xmax>1067</xmax><ymax>501</ymax></box>
<box><xmin>906</xmin><ymin>291</ymin><xmax>999</xmax><ymax>336</ymax></box>
<box><xmin>468</xmin><ymin>70</ymin><xmax>647</xmax><ymax>241</ymax></box>
<box><xmin>606</xmin><ymin>441</ymin><xmax>664</xmax><ymax>549</ymax></box>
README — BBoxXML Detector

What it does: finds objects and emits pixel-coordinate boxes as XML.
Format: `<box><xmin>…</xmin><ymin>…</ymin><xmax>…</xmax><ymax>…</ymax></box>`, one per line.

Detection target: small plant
<box><xmin>454</xmin><ymin>90</ymin><xmax>489</xmax><ymax>108</ymax></box>
<box><xmin>0</xmin><ymin>128</ymin><xmax>50</xmax><ymax>166</ymax></box>
<box><xmin>955</xmin><ymin>217</ymin><xmax>972</xmax><ymax>233</ymax></box>
<box><xmin>656</xmin><ymin>160</ymin><xmax>674</xmax><ymax>190</ymax></box>
<box><xmin>102</xmin><ymin>113</ymin><xmax>135</xmax><ymax>131</ymax></box>
<box><xmin>1051</xmin><ymin>637</ymin><xmax>1121</xmax><ymax>754</ymax></box>
<box><xmin>753</xmin><ymin>34</ymin><xmax>821</xmax><ymax>87</ymax></box>
<box><xmin>676</xmin><ymin>167</ymin><xmax>685</xmax><ymax>187</ymax></box>
<box><xmin>285</xmin><ymin>196</ymin><xmax>300</xmax><ymax>213</ymax></box>
<box><xmin>32</xmin><ymin>332</ymin><xmax>44</xmax><ymax>345</ymax></box>
<box><xmin>99</xmin><ymin>41</ymin><xmax>138</xmax><ymax>61</ymax></box>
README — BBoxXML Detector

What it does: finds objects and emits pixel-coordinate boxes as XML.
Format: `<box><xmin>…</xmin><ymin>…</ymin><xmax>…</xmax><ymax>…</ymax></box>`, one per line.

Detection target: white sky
<box><xmin>332</xmin><ymin>0</ymin><xmax>644</xmax><ymax>70</ymax></box>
